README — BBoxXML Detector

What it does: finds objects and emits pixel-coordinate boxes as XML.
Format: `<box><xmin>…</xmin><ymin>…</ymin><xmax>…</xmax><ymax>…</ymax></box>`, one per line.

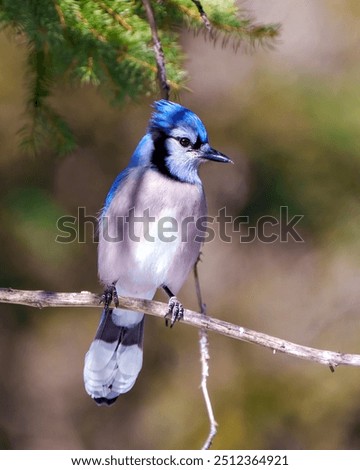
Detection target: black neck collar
<box><xmin>150</xmin><ymin>131</ymin><xmax>182</xmax><ymax>182</ymax></box>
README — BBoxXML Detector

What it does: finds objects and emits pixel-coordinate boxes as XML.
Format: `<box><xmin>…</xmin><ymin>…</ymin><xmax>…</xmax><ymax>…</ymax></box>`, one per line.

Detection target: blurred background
<box><xmin>1</xmin><ymin>0</ymin><xmax>360</xmax><ymax>450</ymax></box>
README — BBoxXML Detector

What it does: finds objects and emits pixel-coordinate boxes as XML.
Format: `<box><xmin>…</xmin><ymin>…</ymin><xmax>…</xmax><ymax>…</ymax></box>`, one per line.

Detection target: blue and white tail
<box><xmin>84</xmin><ymin>308</ymin><xmax>144</xmax><ymax>406</ymax></box>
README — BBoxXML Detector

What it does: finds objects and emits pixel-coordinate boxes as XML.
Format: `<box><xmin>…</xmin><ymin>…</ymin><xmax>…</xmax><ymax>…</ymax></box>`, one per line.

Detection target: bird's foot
<box><xmin>165</xmin><ymin>296</ymin><xmax>184</xmax><ymax>328</ymax></box>
<box><xmin>100</xmin><ymin>284</ymin><xmax>119</xmax><ymax>311</ymax></box>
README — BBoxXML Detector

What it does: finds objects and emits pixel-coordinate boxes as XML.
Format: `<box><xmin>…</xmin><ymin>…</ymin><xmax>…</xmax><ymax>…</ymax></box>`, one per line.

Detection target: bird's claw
<box><xmin>165</xmin><ymin>296</ymin><xmax>184</xmax><ymax>328</ymax></box>
<box><xmin>100</xmin><ymin>284</ymin><xmax>119</xmax><ymax>311</ymax></box>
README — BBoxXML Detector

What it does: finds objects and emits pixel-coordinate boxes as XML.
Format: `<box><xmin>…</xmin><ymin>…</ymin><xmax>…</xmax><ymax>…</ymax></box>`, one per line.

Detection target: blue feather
<box><xmin>102</xmin><ymin>169</ymin><xmax>129</xmax><ymax>215</ymax></box>
<box><xmin>149</xmin><ymin>100</ymin><xmax>208</xmax><ymax>144</ymax></box>
<box><xmin>102</xmin><ymin>134</ymin><xmax>154</xmax><ymax>214</ymax></box>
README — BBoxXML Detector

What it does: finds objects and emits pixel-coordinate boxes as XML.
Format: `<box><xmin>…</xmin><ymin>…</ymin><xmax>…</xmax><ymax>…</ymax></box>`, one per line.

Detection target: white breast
<box><xmin>98</xmin><ymin>167</ymin><xmax>207</xmax><ymax>296</ymax></box>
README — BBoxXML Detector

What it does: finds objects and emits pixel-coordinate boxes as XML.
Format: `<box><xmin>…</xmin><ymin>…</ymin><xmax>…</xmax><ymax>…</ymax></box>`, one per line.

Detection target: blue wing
<box><xmin>101</xmin><ymin>134</ymin><xmax>153</xmax><ymax>216</ymax></box>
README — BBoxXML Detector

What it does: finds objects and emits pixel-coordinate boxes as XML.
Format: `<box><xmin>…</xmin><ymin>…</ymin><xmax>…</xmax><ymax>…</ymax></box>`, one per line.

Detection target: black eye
<box><xmin>179</xmin><ymin>137</ymin><xmax>191</xmax><ymax>148</ymax></box>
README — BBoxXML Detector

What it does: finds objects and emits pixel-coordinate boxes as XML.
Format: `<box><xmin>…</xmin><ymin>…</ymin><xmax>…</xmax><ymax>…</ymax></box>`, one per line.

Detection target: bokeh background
<box><xmin>2</xmin><ymin>0</ymin><xmax>360</xmax><ymax>450</ymax></box>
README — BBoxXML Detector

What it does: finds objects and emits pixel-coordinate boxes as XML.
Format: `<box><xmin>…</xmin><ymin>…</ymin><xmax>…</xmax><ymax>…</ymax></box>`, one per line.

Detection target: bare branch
<box><xmin>1</xmin><ymin>288</ymin><xmax>360</xmax><ymax>371</ymax></box>
<box><xmin>193</xmin><ymin>257</ymin><xmax>218</xmax><ymax>450</ymax></box>
<box><xmin>191</xmin><ymin>0</ymin><xmax>213</xmax><ymax>35</ymax></box>
<box><xmin>142</xmin><ymin>0</ymin><xmax>170</xmax><ymax>100</ymax></box>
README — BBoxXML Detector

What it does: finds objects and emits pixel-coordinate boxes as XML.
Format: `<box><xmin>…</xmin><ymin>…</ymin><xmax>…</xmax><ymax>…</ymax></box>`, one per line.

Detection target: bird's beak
<box><xmin>201</xmin><ymin>146</ymin><xmax>233</xmax><ymax>164</ymax></box>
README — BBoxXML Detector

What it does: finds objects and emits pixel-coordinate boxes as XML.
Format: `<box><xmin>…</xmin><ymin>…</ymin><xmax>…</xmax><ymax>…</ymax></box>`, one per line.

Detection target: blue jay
<box><xmin>84</xmin><ymin>100</ymin><xmax>232</xmax><ymax>405</ymax></box>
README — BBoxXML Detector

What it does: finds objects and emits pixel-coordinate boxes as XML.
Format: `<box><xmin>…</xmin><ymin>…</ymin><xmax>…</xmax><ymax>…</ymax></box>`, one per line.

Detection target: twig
<box><xmin>96</xmin><ymin>0</ymin><xmax>133</xmax><ymax>31</ymax></box>
<box><xmin>1</xmin><ymin>288</ymin><xmax>360</xmax><ymax>372</ymax></box>
<box><xmin>191</xmin><ymin>0</ymin><xmax>213</xmax><ymax>35</ymax></box>
<box><xmin>142</xmin><ymin>0</ymin><xmax>170</xmax><ymax>100</ymax></box>
<box><xmin>193</xmin><ymin>258</ymin><xmax>218</xmax><ymax>450</ymax></box>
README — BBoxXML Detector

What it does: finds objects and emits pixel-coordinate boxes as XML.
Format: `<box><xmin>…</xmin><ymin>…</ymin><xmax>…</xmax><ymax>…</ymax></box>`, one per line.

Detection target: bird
<box><xmin>84</xmin><ymin>100</ymin><xmax>232</xmax><ymax>406</ymax></box>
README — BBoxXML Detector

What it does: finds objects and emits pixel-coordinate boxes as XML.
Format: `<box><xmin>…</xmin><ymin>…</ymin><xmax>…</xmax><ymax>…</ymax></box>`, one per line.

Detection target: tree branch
<box><xmin>1</xmin><ymin>288</ymin><xmax>360</xmax><ymax>371</ymax></box>
<box><xmin>142</xmin><ymin>0</ymin><xmax>170</xmax><ymax>100</ymax></box>
<box><xmin>191</xmin><ymin>0</ymin><xmax>213</xmax><ymax>35</ymax></box>
<box><xmin>193</xmin><ymin>259</ymin><xmax>218</xmax><ymax>450</ymax></box>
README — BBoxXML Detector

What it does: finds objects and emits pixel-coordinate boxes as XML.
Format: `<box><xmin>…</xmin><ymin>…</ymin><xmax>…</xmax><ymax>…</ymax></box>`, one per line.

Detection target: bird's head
<box><xmin>148</xmin><ymin>100</ymin><xmax>232</xmax><ymax>184</ymax></box>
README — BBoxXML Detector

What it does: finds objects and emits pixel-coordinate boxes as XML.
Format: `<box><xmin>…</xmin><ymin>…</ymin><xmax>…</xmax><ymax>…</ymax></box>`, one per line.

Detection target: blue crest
<box><xmin>149</xmin><ymin>100</ymin><xmax>208</xmax><ymax>143</ymax></box>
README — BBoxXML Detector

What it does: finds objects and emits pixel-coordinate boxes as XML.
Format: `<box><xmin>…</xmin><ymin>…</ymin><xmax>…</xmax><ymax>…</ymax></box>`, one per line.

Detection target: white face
<box><xmin>163</xmin><ymin>127</ymin><xmax>210</xmax><ymax>184</ymax></box>
<box><xmin>166</xmin><ymin>126</ymin><xmax>208</xmax><ymax>159</ymax></box>
<box><xmin>170</xmin><ymin>125</ymin><xmax>198</xmax><ymax>141</ymax></box>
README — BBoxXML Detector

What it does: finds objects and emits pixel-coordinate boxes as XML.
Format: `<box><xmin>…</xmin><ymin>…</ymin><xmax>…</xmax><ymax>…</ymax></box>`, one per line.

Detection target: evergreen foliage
<box><xmin>0</xmin><ymin>0</ymin><xmax>280</xmax><ymax>154</ymax></box>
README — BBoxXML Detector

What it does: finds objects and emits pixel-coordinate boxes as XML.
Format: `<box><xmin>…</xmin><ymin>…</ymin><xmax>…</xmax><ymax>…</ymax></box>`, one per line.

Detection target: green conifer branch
<box><xmin>95</xmin><ymin>0</ymin><xmax>133</xmax><ymax>32</ymax></box>
<box><xmin>0</xmin><ymin>0</ymin><xmax>280</xmax><ymax>154</ymax></box>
